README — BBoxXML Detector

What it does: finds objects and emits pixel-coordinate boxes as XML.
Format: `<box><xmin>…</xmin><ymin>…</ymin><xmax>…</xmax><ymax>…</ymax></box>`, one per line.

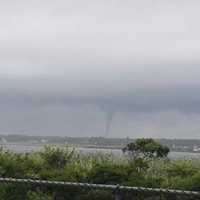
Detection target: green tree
<box><xmin>123</xmin><ymin>138</ymin><xmax>170</xmax><ymax>159</ymax></box>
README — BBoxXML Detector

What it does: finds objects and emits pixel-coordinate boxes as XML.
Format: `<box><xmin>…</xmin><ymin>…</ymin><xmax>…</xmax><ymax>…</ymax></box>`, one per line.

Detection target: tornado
<box><xmin>104</xmin><ymin>110</ymin><xmax>115</xmax><ymax>137</ymax></box>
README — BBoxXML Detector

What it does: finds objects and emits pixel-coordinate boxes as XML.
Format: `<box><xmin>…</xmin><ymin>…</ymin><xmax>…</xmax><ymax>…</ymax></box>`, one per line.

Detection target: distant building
<box><xmin>41</xmin><ymin>139</ymin><xmax>48</xmax><ymax>143</ymax></box>
<box><xmin>193</xmin><ymin>146</ymin><xmax>200</xmax><ymax>152</ymax></box>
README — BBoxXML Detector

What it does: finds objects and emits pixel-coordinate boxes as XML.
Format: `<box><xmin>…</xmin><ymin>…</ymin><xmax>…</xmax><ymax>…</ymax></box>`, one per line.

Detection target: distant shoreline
<box><xmin>0</xmin><ymin>142</ymin><xmax>200</xmax><ymax>154</ymax></box>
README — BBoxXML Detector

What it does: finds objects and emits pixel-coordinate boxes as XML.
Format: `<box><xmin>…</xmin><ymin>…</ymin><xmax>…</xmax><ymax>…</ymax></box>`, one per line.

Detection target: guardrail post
<box><xmin>115</xmin><ymin>185</ymin><xmax>123</xmax><ymax>200</ymax></box>
<box><xmin>115</xmin><ymin>192</ymin><xmax>123</xmax><ymax>200</ymax></box>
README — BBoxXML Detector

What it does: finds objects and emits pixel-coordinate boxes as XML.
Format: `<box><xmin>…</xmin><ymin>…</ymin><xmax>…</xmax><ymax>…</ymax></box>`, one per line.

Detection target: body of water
<box><xmin>1</xmin><ymin>143</ymin><xmax>200</xmax><ymax>159</ymax></box>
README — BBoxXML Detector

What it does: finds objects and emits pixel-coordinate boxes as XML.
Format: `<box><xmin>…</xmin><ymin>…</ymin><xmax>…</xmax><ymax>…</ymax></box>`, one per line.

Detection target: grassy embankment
<box><xmin>0</xmin><ymin>146</ymin><xmax>199</xmax><ymax>199</ymax></box>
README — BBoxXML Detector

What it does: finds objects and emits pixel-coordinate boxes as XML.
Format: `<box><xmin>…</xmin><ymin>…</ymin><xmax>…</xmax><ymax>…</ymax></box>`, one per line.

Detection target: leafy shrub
<box><xmin>39</xmin><ymin>146</ymin><xmax>75</xmax><ymax>169</ymax></box>
<box><xmin>27</xmin><ymin>191</ymin><xmax>53</xmax><ymax>200</ymax></box>
<box><xmin>164</xmin><ymin>160</ymin><xmax>199</xmax><ymax>178</ymax></box>
<box><xmin>88</xmin><ymin>163</ymin><xmax>130</xmax><ymax>184</ymax></box>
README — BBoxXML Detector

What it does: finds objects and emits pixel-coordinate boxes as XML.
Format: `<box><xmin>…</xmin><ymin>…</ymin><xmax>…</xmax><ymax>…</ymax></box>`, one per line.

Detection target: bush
<box><xmin>39</xmin><ymin>146</ymin><xmax>75</xmax><ymax>169</ymax></box>
<box><xmin>164</xmin><ymin>160</ymin><xmax>199</xmax><ymax>178</ymax></box>
<box><xmin>27</xmin><ymin>191</ymin><xmax>53</xmax><ymax>200</ymax></box>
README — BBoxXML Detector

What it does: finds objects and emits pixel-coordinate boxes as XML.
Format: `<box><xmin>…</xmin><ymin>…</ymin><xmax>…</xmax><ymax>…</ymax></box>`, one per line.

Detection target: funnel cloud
<box><xmin>104</xmin><ymin>110</ymin><xmax>115</xmax><ymax>137</ymax></box>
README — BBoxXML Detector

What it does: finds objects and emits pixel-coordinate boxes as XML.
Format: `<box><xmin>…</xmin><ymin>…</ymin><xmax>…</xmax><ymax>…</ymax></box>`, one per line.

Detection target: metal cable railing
<box><xmin>0</xmin><ymin>177</ymin><xmax>199</xmax><ymax>200</ymax></box>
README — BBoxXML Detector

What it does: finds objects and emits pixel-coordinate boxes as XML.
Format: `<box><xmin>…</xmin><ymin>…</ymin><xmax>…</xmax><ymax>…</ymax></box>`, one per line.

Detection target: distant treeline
<box><xmin>0</xmin><ymin>135</ymin><xmax>199</xmax><ymax>152</ymax></box>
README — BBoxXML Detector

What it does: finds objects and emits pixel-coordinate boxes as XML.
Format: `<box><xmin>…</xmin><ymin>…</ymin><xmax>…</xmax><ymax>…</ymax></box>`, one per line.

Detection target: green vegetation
<box><xmin>0</xmin><ymin>139</ymin><xmax>198</xmax><ymax>199</ymax></box>
<box><xmin>123</xmin><ymin>138</ymin><xmax>170</xmax><ymax>159</ymax></box>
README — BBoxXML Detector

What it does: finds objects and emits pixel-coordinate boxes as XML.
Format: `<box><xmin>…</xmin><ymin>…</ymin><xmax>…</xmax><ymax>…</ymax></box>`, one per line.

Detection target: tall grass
<box><xmin>0</xmin><ymin>145</ymin><xmax>199</xmax><ymax>199</ymax></box>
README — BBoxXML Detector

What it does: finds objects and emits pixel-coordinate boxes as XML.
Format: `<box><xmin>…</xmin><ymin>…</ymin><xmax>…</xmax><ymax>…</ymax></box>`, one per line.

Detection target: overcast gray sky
<box><xmin>0</xmin><ymin>0</ymin><xmax>200</xmax><ymax>138</ymax></box>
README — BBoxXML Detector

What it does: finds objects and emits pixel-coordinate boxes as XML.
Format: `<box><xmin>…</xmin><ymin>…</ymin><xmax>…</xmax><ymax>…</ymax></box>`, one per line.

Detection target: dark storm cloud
<box><xmin>0</xmin><ymin>73</ymin><xmax>200</xmax><ymax>114</ymax></box>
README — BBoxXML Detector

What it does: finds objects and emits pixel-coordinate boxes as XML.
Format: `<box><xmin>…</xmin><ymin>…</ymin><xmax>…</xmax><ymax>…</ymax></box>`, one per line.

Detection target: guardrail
<box><xmin>0</xmin><ymin>177</ymin><xmax>199</xmax><ymax>200</ymax></box>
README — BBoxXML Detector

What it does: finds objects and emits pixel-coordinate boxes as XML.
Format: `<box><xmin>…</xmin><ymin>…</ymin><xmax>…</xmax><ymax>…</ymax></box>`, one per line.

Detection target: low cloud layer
<box><xmin>0</xmin><ymin>0</ymin><xmax>200</xmax><ymax>138</ymax></box>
